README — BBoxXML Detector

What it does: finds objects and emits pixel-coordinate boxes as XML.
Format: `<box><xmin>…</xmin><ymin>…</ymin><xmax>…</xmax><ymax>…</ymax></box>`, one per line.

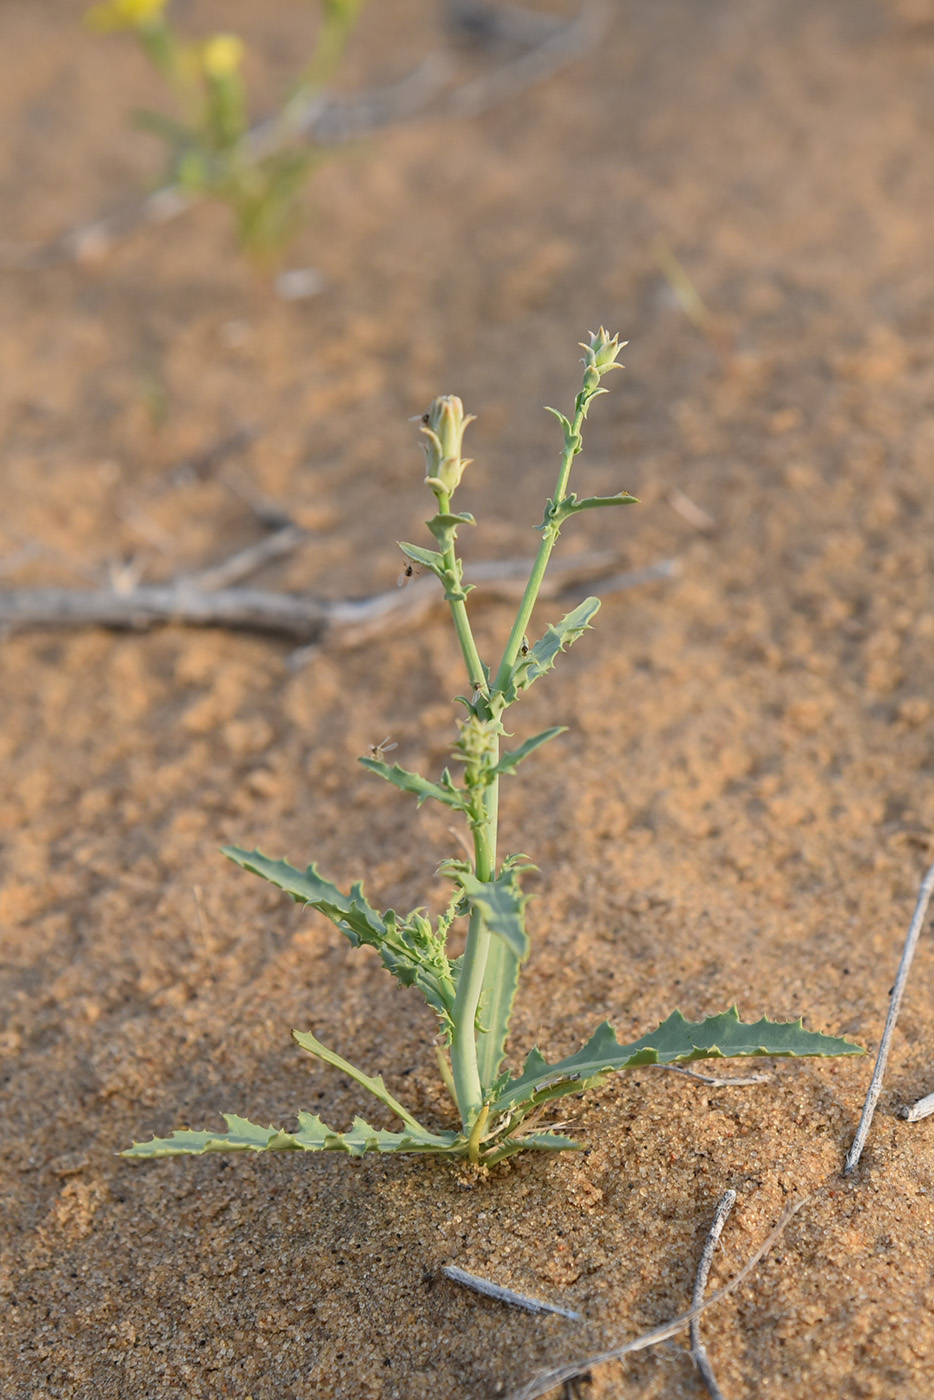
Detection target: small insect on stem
<box><xmin>520</xmin><ymin>635</ymin><xmax>530</xmax><ymax>656</ymax></box>
<box><xmin>397</xmin><ymin>557</ymin><xmax>424</xmax><ymax>589</ymax></box>
<box><xmin>367</xmin><ymin>737</ymin><xmax>398</xmax><ymax>761</ymax></box>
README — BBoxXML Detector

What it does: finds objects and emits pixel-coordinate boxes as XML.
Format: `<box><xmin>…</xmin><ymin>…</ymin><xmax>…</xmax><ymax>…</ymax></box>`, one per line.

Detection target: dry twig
<box><xmin>665</xmin><ymin>1065</ymin><xmax>770</xmax><ymax>1088</ymax></box>
<box><xmin>505</xmin><ymin>1195</ymin><xmax>810</xmax><ymax>1400</ymax></box>
<box><xmin>843</xmin><ymin>860</ymin><xmax>934</xmax><ymax>1176</ymax></box>
<box><xmin>690</xmin><ymin>1190</ymin><xmax>737</xmax><ymax>1400</ymax></box>
<box><xmin>441</xmin><ymin>1264</ymin><xmax>581</xmax><ymax>1320</ymax></box>
<box><xmin>0</xmin><ymin>552</ymin><xmax>675</xmax><ymax>647</ymax></box>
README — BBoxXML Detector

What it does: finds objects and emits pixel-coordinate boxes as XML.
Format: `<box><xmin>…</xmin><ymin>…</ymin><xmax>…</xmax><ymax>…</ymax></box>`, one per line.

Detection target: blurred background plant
<box><xmin>85</xmin><ymin>0</ymin><xmax>367</xmax><ymax>266</ymax></box>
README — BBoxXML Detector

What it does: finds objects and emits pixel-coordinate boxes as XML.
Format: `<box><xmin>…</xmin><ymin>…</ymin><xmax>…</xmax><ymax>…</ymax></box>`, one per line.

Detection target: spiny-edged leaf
<box><xmin>490</xmin><ymin>1007</ymin><xmax>864</xmax><ymax>1118</ymax></box>
<box><xmin>492</xmin><ymin>727</ymin><xmax>567</xmax><ymax>778</ymax></box>
<box><xmin>223</xmin><ymin>847</ymin><xmax>385</xmax><ymax>943</ymax></box>
<box><xmin>475</xmin><ymin>939</ymin><xmax>521</xmax><ymax>1094</ymax></box>
<box><xmin>291</xmin><ymin>1026</ymin><xmax>427</xmax><ymax>1131</ymax></box>
<box><xmin>502</xmin><ymin>597</ymin><xmax>601</xmax><ymax>702</ymax></box>
<box><xmin>223</xmin><ymin>848</ymin><xmax>454</xmax><ymax>1028</ymax></box>
<box><xmin>122</xmin><ymin>1111</ymin><xmax>458</xmax><ymax>1160</ymax></box>
<box><xmin>457</xmin><ymin>869</ymin><xmax>532</xmax><ymax>963</ymax></box>
<box><xmin>359</xmin><ymin>758</ymin><xmax>467</xmax><ymax>812</ymax></box>
<box><xmin>558</xmin><ymin>490</ymin><xmax>639</xmax><ymax>514</ymax></box>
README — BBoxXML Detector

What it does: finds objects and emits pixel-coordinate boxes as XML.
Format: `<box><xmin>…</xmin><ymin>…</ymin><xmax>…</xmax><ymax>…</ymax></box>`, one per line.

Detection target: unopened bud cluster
<box><xmin>579</xmin><ymin>327</ymin><xmax>627</xmax><ymax>394</ymax></box>
<box><xmin>419</xmin><ymin>396</ymin><xmax>476</xmax><ymax>502</ymax></box>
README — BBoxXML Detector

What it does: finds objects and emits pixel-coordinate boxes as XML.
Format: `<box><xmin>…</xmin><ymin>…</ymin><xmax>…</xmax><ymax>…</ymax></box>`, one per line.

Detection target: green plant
<box><xmin>123</xmin><ymin>330</ymin><xmax>861</xmax><ymax>1168</ymax></box>
<box><xmin>86</xmin><ymin>0</ymin><xmax>366</xmax><ymax>263</ymax></box>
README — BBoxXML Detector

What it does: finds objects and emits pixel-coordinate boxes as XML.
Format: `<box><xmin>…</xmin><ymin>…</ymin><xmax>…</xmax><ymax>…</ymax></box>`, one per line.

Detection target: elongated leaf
<box><xmin>458</xmin><ymin>870</ymin><xmax>531</xmax><ymax>963</ymax></box>
<box><xmin>222</xmin><ymin>847</ymin><xmax>384</xmax><ymax>942</ymax></box>
<box><xmin>359</xmin><ymin>758</ymin><xmax>467</xmax><ymax>811</ymax></box>
<box><xmin>490</xmin><ymin>1007</ymin><xmax>863</xmax><ymax>1118</ymax></box>
<box><xmin>475</xmin><ymin>938</ymin><xmax>521</xmax><ymax>1093</ymax></box>
<box><xmin>492</xmin><ymin>727</ymin><xmax>567</xmax><ymax>778</ymax></box>
<box><xmin>485</xmin><ymin>1130</ymin><xmax>583</xmax><ymax>1164</ymax></box>
<box><xmin>222</xmin><ymin>848</ymin><xmax>455</xmax><ymax>1027</ymax></box>
<box><xmin>122</xmin><ymin>1111</ymin><xmax>458</xmax><ymax>1160</ymax></box>
<box><xmin>502</xmin><ymin>597</ymin><xmax>601</xmax><ymax>702</ymax></box>
<box><xmin>558</xmin><ymin>490</ymin><xmax>639</xmax><ymax>515</ymax></box>
<box><xmin>397</xmin><ymin>541</ymin><xmax>444</xmax><ymax>574</ymax></box>
<box><xmin>291</xmin><ymin>1027</ymin><xmax>425</xmax><ymax>1130</ymax></box>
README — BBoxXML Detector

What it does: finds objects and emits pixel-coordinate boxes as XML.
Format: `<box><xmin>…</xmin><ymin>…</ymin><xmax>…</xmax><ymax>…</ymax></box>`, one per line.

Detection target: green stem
<box><xmin>436</xmin><ymin>489</ymin><xmax>487</xmax><ymax>694</ymax></box>
<box><xmin>493</xmin><ymin>393</ymin><xmax>587</xmax><ymax>692</ymax></box>
<box><xmin>449</xmin><ymin>748</ymin><xmax>499</xmax><ymax>1130</ymax></box>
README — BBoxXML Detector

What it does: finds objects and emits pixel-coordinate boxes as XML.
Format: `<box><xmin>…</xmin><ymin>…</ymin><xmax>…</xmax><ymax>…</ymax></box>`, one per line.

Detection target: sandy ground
<box><xmin>3</xmin><ymin>0</ymin><xmax>934</xmax><ymax>1396</ymax></box>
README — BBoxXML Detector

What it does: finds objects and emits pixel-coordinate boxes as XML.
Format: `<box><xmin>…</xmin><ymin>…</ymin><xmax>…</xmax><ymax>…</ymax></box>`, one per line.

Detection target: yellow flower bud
<box><xmin>419</xmin><ymin>396</ymin><xmax>476</xmax><ymax>500</ymax></box>
<box><xmin>201</xmin><ymin>33</ymin><xmax>245</xmax><ymax>79</ymax></box>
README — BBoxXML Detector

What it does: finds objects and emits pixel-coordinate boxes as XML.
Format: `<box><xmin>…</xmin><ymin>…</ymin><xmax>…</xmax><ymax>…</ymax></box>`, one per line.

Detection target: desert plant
<box><xmin>86</xmin><ymin>0</ymin><xmax>366</xmax><ymax>263</ymax></box>
<box><xmin>124</xmin><ymin>330</ymin><xmax>861</xmax><ymax>1167</ymax></box>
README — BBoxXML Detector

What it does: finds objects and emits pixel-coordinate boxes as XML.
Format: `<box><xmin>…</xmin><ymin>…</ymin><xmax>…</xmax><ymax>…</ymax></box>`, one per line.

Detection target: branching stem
<box><xmin>493</xmin><ymin>392</ymin><xmax>587</xmax><ymax>692</ymax></box>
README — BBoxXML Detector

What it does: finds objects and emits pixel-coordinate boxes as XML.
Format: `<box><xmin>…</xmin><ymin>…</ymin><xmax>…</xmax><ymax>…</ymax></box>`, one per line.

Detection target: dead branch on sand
<box><xmin>843</xmin><ymin>859</ymin><xmax>934</xmax><ymax>1175</ymax></box>
<box><xmin>0</xmin><ymin>529</ymin><xmax>676</xmax><ymax>648</ymax></box>
<box><xmin>506</xmin><ymin>1194</ymin><xmax>809</xmax><ymax>1400</ymax></box>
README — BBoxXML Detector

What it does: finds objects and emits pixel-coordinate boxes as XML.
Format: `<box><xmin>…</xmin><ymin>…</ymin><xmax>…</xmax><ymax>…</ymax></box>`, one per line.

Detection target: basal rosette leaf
<box><xmin>122</xmin><ymin>1112</ymin><xmax>458</xmax><ymax>1159</ymax></box>
<box><xmin>489</xmin><ymin>1007</ymin><xmax>864</xmax><ymax>1118</ymax></box>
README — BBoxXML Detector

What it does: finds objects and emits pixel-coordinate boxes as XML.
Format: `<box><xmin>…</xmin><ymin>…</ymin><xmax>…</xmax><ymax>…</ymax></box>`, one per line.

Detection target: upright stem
<box><xmin>437</xmin><ymin>489</ymin><xmax>487</xmax><ymax>694</ymax></box>
<box><xmin>493</xmin><ymin>393</ymin><xmax>587</xmax><ymax>692</ymax></box>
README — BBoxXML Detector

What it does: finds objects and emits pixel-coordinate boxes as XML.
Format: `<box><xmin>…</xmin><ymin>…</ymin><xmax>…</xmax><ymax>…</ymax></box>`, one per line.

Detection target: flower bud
<box><xmin>419</xmin><ymin>395</ymin><xmax>476</xmax><ymax>500</ymax></box>
<box><xmin>579</xmin><ymin>327</ymin><xmax>627</xmax><ymax>378</ymax></box>
<box><xmin>202</xmin><ymin>33</ymin><xmax>245</xmax><ymax>78</ymax></box>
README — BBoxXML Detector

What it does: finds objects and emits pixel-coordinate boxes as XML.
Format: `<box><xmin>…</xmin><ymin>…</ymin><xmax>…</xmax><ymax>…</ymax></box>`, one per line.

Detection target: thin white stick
<box><xmin>900</xmin><ymin>1091</ymin><xmax>934</xmax><ymax>1123</ymax></box>
<box><xmin>690</xmin><ymin>1191</ymin><xmax>737</xmax><ymax>1400</ymax></box>
<box><xmin>665</xmin><ymin>1066</ymin><xmax>770</xmax><ymax>1088</ymax></box>
<box><xmin>506</xmin><ymin>1196</ymin><xmax>809</xmax><ymax>1400</ymax></box>
<box><xmin>843</xmin><ymin>860</ymin><xmax>934</xmax><ymax>1176</ymax></box>
<box><xmin>441</xmin><ymin>1264</ymin><xmax>581</xmax><ymax>1320</ymax></box>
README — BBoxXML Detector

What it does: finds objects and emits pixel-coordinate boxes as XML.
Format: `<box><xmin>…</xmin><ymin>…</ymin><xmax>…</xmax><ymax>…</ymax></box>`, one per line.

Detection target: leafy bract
<box><xmin>555</xmin><ymin>490</ymin><xmax>639</xmax><ymax>517</ymax></box>
<box><xmin>489</xmin><ymin>1007</ymin><xmax>864</xmax><ymax>1118</ymax></box>
<box><xmin>122</xmin><ymin>1112</ymin><xmax>458</xmax><ymax>1160</ymax></box>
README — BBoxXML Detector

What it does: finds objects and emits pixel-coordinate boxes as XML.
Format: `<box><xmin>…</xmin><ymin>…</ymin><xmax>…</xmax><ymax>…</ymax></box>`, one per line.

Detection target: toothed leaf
<box><xmin>457</xmin><ymin>869</ymin><xmax>531</xmax><ymax>963</ymax></box>
<box><xmin>223</xmin><ymin>847</ymin><xmax>385</xmax><ymax>942</ymax></box>
<box><xmin>501</xmin><ymin>597</ymin><xmax>601</xmax><ymax>702</ymax></box>
<box><xmin>122</xmin><ymin>1111</ymin><xmax>458</xmax><ymax>1160</ymax></box>
<box><xmin>359</xmin><ymin>758</ymin><xmax>467</xmax><ymax>812</ymax></box>
<box><xmin>491</xmin><ymin>727</ymin><xmax>567</xmax><ymax>778</ymax></box>
<box><xmin>490</xmin><ymin>1007</ymin><xmax>863</xmax><ymax>1118</ymax></box>
<box><xmin>222</xmin><ymin>848</ymin><xmax>454</xmax><ymax>1028</ymax></box>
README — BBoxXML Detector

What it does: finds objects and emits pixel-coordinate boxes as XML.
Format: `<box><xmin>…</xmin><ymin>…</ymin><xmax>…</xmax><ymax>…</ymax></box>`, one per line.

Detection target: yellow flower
<box><xmin>201</xmin><ymin>34</ymin><xmax>245</xmax><ymax>79</ymax></box>
<box><xmin>85</xmin><ymin>0</ymin><xmax>167</xmax><ymax>32</ymax></box>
